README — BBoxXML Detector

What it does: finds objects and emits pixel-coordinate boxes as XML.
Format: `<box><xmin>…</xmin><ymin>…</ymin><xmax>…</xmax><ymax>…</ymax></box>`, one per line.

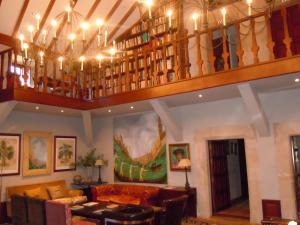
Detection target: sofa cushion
<box><xmin>110</xmin><ymin>195</ymin><xmax>141</xmax><ymax>205</ymax></box>
<box><xmin>47</xmin><ymin>185</ymin><xmax>67</xmax><ymax>199</ymax></box>
<box><xmin>24</xmin><ymin>187</ymin><xmax>49</xmax><ymax>200</ymax></box>
<box><xmin>53</xmin><ymin>196</ymin><xmax>87</xmax><ymax>205</ymax></box>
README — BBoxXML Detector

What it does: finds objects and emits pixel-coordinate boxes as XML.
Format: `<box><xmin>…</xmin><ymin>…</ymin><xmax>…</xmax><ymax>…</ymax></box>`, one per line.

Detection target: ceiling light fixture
<box><xmin>35</xmin><ymin>106</ymin><xmax>40</xmax><ymax>110</ymax></box>
<box><xmin>108</xmin><ymin>109</ymin><xmax>112</xmax><ymax>113</ymax></box>
<box><xmin>61</xmin><ymin>109</ymin><xmax>64</xmax><ymax>113</ymax></box>
<box><xmin>130</xmin><ymin>106</ymin><xmax>134</xmax><ymax>110</ymax></box>
<box><xmin>198</xmin><ymin>94</ymin><xmax>203</xmax><ymax>98</ymax></box>
<box><xmin>295</xmin><ymin>78</ymin><xmax>300</xmax><ymax>83</ymax></box>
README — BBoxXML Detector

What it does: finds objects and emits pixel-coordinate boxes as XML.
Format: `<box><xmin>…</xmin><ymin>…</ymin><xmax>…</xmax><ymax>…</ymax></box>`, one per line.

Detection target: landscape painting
<box><xmin>23</xmin><ymin>131</ymin><xmax>52</xmax><ymax>176</ymax></box>
<box><xmin>114</xmin><ymin>112</ymin><xmax>167</xmax><ymax>184</ymax></box>
<box><xmin>0</xmin><ymin>134</ymin><xmax>21</xmax><ymax>176</ymax></box>
<box><xmin>54</xmin><ymin>136</ymin><xmax>76</xmax><ymax>172</ymax></box>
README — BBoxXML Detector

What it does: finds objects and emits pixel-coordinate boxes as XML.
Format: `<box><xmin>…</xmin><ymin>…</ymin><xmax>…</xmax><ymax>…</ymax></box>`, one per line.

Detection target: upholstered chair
<box><xmin>160</xmin><ymin>195</ymin><xmax>188</xmax><ymax>225</ymax></box>
<box><xmin>11</xmin><ymin>195</ymin><xmax>28</xmax><ymax>225</ymax></box>
<box><xmin>26</xmin><ymin>197</ymin><xmax>47</xmax><ymax>225</ymax></box>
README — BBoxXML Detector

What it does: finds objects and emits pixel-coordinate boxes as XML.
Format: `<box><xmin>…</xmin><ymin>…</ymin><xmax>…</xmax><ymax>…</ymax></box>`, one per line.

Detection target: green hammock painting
<box><xmin>114</xmin><ymin>113</ymin><xmax>167</xmax><ymax>184</ymax></box>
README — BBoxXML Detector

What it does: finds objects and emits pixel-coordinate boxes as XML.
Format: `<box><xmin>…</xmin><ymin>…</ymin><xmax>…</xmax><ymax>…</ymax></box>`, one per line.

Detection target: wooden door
<box><xmin>209</xmin><ymin>140</ymin><xmax>231</xmax><ymax>213</ymax></box>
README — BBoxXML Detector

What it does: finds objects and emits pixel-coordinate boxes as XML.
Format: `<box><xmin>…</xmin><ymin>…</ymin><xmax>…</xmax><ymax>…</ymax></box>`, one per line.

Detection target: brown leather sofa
<box><xmin>91</xmin><ymin>184</ymin><xmax>160</xmax><ymax>205</ymax></box>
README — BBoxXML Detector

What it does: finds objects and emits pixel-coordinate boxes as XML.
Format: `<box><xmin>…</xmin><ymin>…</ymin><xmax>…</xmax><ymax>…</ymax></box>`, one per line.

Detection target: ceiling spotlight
<box><xmin>35</xmin><ymin>106</ymin><xmax>39</xmax><ymax>110</ymax></box>
<box><xmin>198</xmin><ymin>94</ymin><xmax>203</xmax><ymax>98</ymax></box>
<box><xmin>130</xmin><ymin>106</ymin><xmax>134</xmax><ymax>110</ymax></box>
<box><xmin>295</xmin><ymin>78</ymin><xmax>300</xmax><ymax>83</ymax></box>
<box><xmin>108</xmin><ymin>109</ymin><xmax>112</xmax><ymax>113</ymax></box>
<box><xmin>60</xmin><ymin>109</ymin><xmax>64</xmax><ymax>113</ymax></box>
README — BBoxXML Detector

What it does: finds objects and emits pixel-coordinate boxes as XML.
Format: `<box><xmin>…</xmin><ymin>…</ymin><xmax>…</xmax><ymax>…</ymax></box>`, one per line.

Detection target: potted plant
<box><xmin>76</xmin><ymin>148</ymin><xmax>107</xmax><ymax>183</ymax></box>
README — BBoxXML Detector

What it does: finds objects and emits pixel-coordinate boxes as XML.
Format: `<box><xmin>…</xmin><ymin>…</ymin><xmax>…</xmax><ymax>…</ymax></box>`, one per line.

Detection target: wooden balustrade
<box><xmin>0</xmin><ymin>3</ymin><xmax>299</xmax><ymax>104</ymax></box>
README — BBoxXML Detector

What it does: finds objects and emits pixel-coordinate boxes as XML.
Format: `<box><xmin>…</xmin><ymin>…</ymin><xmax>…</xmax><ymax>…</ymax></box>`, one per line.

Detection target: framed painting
<box><xmin>0</xmin><ymin>133</ymin><xmax>21</xmax><ymax>176</ymax></box>
<box><xmin>23</xmin><ymin>131</ymin><xmax>52</xmax><ymax>176</ymax></box>
<box><xmin>54</xmin><ymin>136</ymin><xmax>77</xmax><ymax>172</ymax></box>
<box><xmin>169</xmin><ymin>143</ymin><xmax>191</xmax><ymax>171</ymax></box>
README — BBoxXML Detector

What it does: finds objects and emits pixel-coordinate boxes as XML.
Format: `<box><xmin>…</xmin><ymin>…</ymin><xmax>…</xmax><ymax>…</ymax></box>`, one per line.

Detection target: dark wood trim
<box><xmin>12</xmin><ymin>0</ymin><xmax>30</xmax><ymax>37</ymax></box>
<box><xmin>0</xmin><ymin>33</ymin><xmax>17</xmax><ymax>47</ymax></box>
<box><xmin>0</xmin><ymin>133</ymin><xmax>21</xmax><ymax>176</ymax></box>
<box><xmin>53</xmin><ymin>135</ymin><xmax>77</xmax><ymax>172</ymax></box>
<box><xmin>33</xmin><ymin>0</ymin><xmax>57</xmax><ymax>42</ymax></box>
<box><xmin>82</xmin><ymin>0</ymin><xmax>123</xmax><ymax>54</ymax></box>
<box><xmin>107</xmin><ymin>2</ymin><xmax>138</xmax><ymax>44</ymax></box>
<box><xmin>262</xmin><ymin>199</ymin><xmax>282</xmax><ymax>219</ymax></box>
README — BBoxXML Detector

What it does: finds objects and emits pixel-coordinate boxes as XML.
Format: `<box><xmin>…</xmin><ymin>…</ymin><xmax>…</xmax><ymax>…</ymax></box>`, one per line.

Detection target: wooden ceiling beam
<box><xmin>81</xmin><ymin>0</ymin><xmax>123</xmax><ymax>54</ymax></box>
<box><xmin>33</xmin><ymin>0</ymin><xmax>57</xmax><ymax>42</ymax></box>
<box><xmin>47</xmin><ymin>0</ymin><xmax>79</xmax><ymax>51</ymax></box>
<box><xmin>64</xmin><ymin>0</ymin><xmax>102</xmax><ymax>52</ymax></box>
<box><xmin>0</xmin><ymin>33</ymin><xmax>17</xmax><ymax>47</ymax></box>
<box><xmin>12</xmin><ymin>0</ymin><xmax>30</xmax><ymax>38</ymax></box>
<box><xmin>107</xmin><ymin>2</ymin><xmax>138</xmax><ymax>44</ymax></box>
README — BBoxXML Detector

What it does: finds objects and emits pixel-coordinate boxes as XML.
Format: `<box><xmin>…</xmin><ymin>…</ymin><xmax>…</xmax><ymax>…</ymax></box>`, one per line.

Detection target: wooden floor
<box><xmin>216</xmin><ymin>201</ymin><xmax>250</xmax><ymax>219</ymax></box>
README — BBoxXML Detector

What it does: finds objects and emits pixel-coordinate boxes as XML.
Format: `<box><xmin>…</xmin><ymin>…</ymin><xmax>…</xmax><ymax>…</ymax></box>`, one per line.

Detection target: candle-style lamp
<box><xmin>58</xmin><ymin>56</ymin><xmax>64</xmax><ymax>70</ymax></box>
<box><xmin>69</xmin><ymin>33</ymin><xmax>76</xmax><ymax>50</ymax></box>
<box><xmin>28</xmin><ymin>25</ymin><xmax>34</xmax><ymax>42</ymax></box>
<box><xmin>178</xmin><ymin>158</ymin><xmax>191</xmax><ymax>190</ymax></box>
<box><xmin>51</xmin><ymin>19</ymin><xmax>58</xmax><ymax>38</ymax></box>
<box><xmin>23</xmin><ymin>43</ymin><xmax>29</xmax><ymax>59</ymax></box>
<box><xmin>35</xmin><ymin>13</ymin><xmax>41</xmax><ymax>31</ymax></box>
<box><xmin>192</xmin><ymin>13</ymin><xmax>200</xmax><ymax>31</ymax></box>
<box><xmin>19</xmin><ymin>34</ymin><xmax>25</xmax><ymax>50</ymax></box>
<box><xmin>145</xmin><ymin>0</ymin><xmax>153</xmax><ymax>19</ymax></box>
<box><xmin>95</xmin><ymin>159</ymin><xmax>104</xmax><ymax>184</ymax></box>
<box><xmin>221</xmin><ymin>7</ymin><xmax>227</xmax><ymax>26</ymax></box>
<box><xmin>96</xmin><ymin>54</ymin><xmax>103</xmax><ymax>68</ymax></box>
<box><xmin>79</xmin><ymin>56</ymin><xmax>86</xmax><ymax>71</ymax></box>
<box><xmin>247</xmin><ymin>0</ymin><xmax>252</xmax><ymax>16</ymax></box>
<box><xmin>39</xmin><ymin>51</ymin><xmax>44</xmax><ymax>66</ymax></box>
<box><xmin>80</xmin><ymin>22</ymin><xmax>90</xmax><ymax>41</ymax></box>
<box><xmin>96</xmin><ymin>18</ymin><xmax>104</xmax><ymax>47</ymax></box>
<box><xmin>166</xmin><ymin>9</ymin><xmax>173</xmax><ymax>28</ymax></box>
<box><xmin>288</xmin><ymin>221</ymin><xmax>297</xmax><ymax>225</ymax></box>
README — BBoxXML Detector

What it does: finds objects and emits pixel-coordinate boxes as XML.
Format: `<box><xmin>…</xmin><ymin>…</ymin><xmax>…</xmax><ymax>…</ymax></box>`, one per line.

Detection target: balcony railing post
<box><xmin>235</xmin><ymin>22</ymin><xmax>244</xmax><ymax>67</ymax></box>
<box><xmin>34</xmin><ymin>56</ymin><xmax>38</xmax><ymax>91</ymax></box>
<box><xmin>251</xmin><ymin>17</ymin><xmax>259</xmax><ymax>64</ymax></box>
<box><xmin>221</xmin><ymin>26</ymin><xmax>229</xmax><ymax>70</ymax></box>
<box><xmin>195</xmin><ymin>31</ymin><xmax>203</xmax><ymax>76</ymax></box>
<box><xmin>265</xmin><ymin>12</ymin><xmax>275</xmax><ymax>61</ymax></box>
<box><xmin>0</xmin><ymin>54</ymin><xmax>4</xmax><ymax>90</ymax></box>
<box><xmin>125</xmin><ymin>54</ymin><xmax>130</xmax><ymax>92</ymax></box>
<box><xmin>208</xmin><ymin>29</ymin><xmax>215</xmax><ymax>73</ymax></box>
<box><xmin>280</xmin><ymin>6</ymin><xmax>292</xmax><ymax>57</ymax></box>
<box><xmin>184</xmin><ymin>30</ymin><xmax>191</xmax><ymax>79</ymax></box>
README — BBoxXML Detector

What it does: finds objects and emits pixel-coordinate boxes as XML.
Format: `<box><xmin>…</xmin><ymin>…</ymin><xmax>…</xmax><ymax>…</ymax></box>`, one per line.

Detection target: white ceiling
<box><xmin>14</xmin><ymin>72</ymin><xmax>300</xmax><ymax>118</ymax></box>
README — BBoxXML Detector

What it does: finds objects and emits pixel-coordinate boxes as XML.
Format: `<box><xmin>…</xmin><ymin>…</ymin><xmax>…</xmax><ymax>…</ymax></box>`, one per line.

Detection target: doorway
<box><xmin>208</xmin><ymin>139</ymin><xmax>249</xmax><ymax>219</ymax></box>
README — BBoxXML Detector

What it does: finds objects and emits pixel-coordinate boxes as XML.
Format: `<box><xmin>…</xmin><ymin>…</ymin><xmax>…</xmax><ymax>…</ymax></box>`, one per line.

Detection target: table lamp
<box><xmin>178</xmin><ymin>159</ymin><xmax>191</xmax><ymax>190</ymax></box>
<box><xmin>95</xmin><ymin>159</ymin><xmax>104</xmax><ymax>184</ymax></box>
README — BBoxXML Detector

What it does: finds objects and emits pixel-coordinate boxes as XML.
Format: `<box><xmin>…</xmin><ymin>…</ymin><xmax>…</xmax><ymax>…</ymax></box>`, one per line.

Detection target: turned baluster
<box><xmin>235</xmin><ymin>22</ymin><xmax>244</xmax><ymax>67</ymax></box>
<box><xmin>70</xmin><ymin>75</ymin><xmax>74</xmax><ymax>98</ymax></box>
<box><xmin>264</xmin><ymin>12</ymin><xmax>275</xmax><ymax>61</ymax></box>
<box><xmin>32</xmin><ymin>56</ymin><xmax>38</xmax><ymax>91</ymax></box>
<box><xmin>143</xmin><ymin>49</ymin><xmax>148</xmax><ymax>88</ymax></box>
<box><xmin>95</xmin><ymin>66</ymin><xmax>100</xmax><ymax>98</ymax></box>
<box><xmin>280</xmin><ymin>6</ymin><xmax>292</xmax><ymax>57</ymax></box>
<box><xmin>173</xmin><ymin>36</ymin><xmax>179</xmax><ymax>81</ymax></box>
<box><xmin>52</xmin><ymin>61</ymin><xmax>57</xmax><ymax>95</ymax></box>
<box><xmin>76</xmin><ymin>71</ymin><xmax>81</xmax><ymax>99</ymax></box>
<box><xmin>12</xmin><ymin>49</ymin><xmax>20</xmax><ymax>88</ymax></box>
<box><xmin>221</xmin><ymin>27</ymin><xmax>230</xmax><ymax>70</ymax></box>
<box><xmin>0</xmin><ymin>54</ymin><xmax>4</xmax><ymax>90</ymax></box>
<box><xmin>251</xmin><ymin>17</ymin><xmax>259</xmax><ymax>64</ymax></box>
<box><xmin>153</xmin><ymin>45</ymin><xmax>158</xmax><ymax>85</ymax></box>
<box><xmin>125</xmin><ymin>54</ymin><xmax>130</xmax><ymax>92</ymax></box>
<box><xmin>162</xmin><ymin>43</ymin><xmax>168</xmax><ymax>83</ymax></box>
<box><xmin>42</xmin><ymin>57</ymin><xmax>48</xmax><ymax>93</ymax></box>
<box><xmin>61</xmin><ymin>70</ymin><xmax>66</xmax><ymax>96</ymax></box>
<box><xmin>184</xmin><ymin>30</ymin><xmax>191</xmax><ymax>79</ymax></box>
<box><xmin>195</xmin><ymin>31</ymin><xmax>203</xmax><ymax>76</ymax></box>
<box><xmin>208</xmin><ymin>29</ymin><xmax>215</xmax><ymax>73</ymax></box>
<box><xmin>134</xmin><ymin>51</ymin><xmax>139</xmax><ymax>89</ymax></box>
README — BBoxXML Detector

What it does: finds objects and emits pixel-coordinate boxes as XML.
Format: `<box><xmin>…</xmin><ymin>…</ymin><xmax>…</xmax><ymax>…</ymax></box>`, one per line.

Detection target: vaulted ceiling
<box><xmin>0</xmin><ymin>0</ymin><xmax>141</xmax><ymax>52</ymax></box>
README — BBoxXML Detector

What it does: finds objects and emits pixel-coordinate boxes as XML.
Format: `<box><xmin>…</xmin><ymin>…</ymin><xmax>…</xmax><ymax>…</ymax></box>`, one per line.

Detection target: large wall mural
<box><xmin>114</xmin><ymin>112</ymin><xmax>167</xmax><ymax>184</ymax></box>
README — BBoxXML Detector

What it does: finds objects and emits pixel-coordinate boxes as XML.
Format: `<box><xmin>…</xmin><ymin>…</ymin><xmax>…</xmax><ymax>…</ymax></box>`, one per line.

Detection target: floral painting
<box><xmin>54</xmin><ymin>136</ymin><xmax>76</xmax><ymax>172</ymax></box>
<box><xmin>114</xmin><ymin>112</ymin><xmax>167</xmax><ymax>184</ymax></box>
<box><xmin>0</xmin><ymin>134</ymin><xmax>21</xmax><ymax>176</ymax></box>
<box><xmin>23</xmin><ymin>131</ymin><xmax>52</xmax><ymax>176</ymax></box>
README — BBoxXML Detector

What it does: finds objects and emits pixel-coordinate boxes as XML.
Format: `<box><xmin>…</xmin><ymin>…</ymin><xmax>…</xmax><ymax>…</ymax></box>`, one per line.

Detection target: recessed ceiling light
<box><xmin>130</xmin><ymin>106</ymin><xmax>134</xmax><ymax>110</ymax></box>
<box><xmin>35</xmin><ymin>106</ymin><xmax>39</xmax><ymax>110</ymax></box>
<box><xmin>295</xmin><ymin>78</ymin><xmax>300</xmax><ymax>83</ymax></box>
<box><xmin>198</xmin><ymin>94</ymin><xmax>203</xmax><ymax>98</ymax></box>
<box><xmin>60</xmin><ymin>109</ymin><xmax>64</xmax><ymax>113</ymax></box>
<box><xmin>108</xmin><ymin>109</ymin><xmax>112</xmax><ymax>113</ymax></box>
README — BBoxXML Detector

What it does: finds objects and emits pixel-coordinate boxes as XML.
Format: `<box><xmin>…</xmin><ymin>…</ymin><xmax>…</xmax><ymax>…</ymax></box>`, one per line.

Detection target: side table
<box><xmin>71</xmin><ymin>182</ymin><xmax>107</xmax><ymax>201</ymax></box>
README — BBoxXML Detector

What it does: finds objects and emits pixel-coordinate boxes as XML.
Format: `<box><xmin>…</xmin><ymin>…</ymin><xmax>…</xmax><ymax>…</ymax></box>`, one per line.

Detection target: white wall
<box><xmin>92</xmin><ymin>88</ymin><xmax>300</xmax><ymax>222</ymax></box>
<box><xmin>0</xmin><ymin>111</ymin><xmax>90</xmax><ymax>201</ymax></box>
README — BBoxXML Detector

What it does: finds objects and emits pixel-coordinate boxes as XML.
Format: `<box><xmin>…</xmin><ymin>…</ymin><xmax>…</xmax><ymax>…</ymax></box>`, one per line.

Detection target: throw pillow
<box><xmin>47</xmin><ymin>185</ymin><xmax>66</xmax><ymax>200</ymax></box>
<box><xmin>24</xmin><ymin>187</ymin><xmax>43</xmax><ymax>199</ymax></box>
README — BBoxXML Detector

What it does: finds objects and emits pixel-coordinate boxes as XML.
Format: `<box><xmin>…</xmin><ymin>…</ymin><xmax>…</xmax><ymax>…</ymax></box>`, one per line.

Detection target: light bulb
<box><xmin>96</xmin><ymin>18</ymin><xmax>104</xmax><ymax>27</ymax></box>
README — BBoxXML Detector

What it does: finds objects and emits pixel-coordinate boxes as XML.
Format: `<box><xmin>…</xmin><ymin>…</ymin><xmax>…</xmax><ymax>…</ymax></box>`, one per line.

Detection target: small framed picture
<box><xmin>54</xmin><ymin>136</ymin><xmax>77</xmax><ymax>172</ymax></box>
<box><xmin>0</xmin><ymin>133</ymin><xmax>21</xmax><ymax>176</ymax></box>
<box><xmin>169</xmin><ymin>143</ymin><xmax>191</xmax><ymax>171</ymax></box>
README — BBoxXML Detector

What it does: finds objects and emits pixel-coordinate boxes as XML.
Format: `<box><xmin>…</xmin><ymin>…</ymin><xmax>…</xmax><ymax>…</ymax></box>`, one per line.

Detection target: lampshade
<box><xmin>95</xmin><ymin>159</ymin><xmax>104</xmax><ymax>166</ymax></box>
<box><xmin>178</xmin><ymin>159</ymin><xmax>191</xmax><ymax>169</ymax></box>
<box><xmin>288</xmin><ymin>221</ymin><xmax>297</xmax><ymax>225</ymax></box>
